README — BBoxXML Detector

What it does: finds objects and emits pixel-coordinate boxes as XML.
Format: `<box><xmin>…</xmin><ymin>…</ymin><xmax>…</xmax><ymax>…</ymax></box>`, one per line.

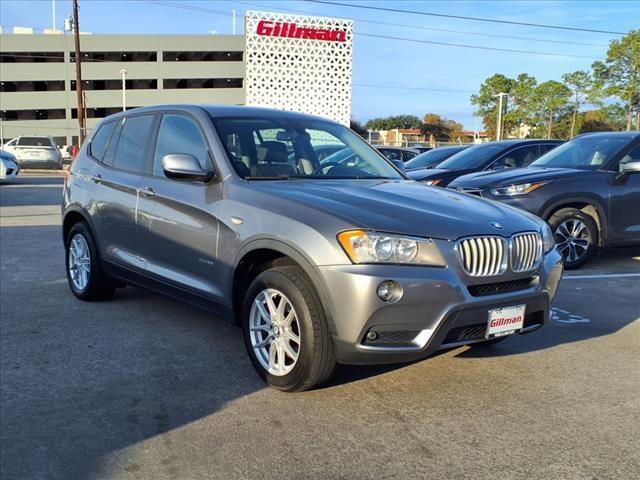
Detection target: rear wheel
<box><xmin>65</xmin><ymin>222</ymin><xmax>116</xmax><ymax>301</ymax></box>
<box><xmin>242</xmin><ymin>266</ymin><xmax>336</xmax><ymax>392</ymax></box>
<box><xmin>548</xmin><ymin>208</ymin><xmax>598</xmax><ymax>270</ymax></box>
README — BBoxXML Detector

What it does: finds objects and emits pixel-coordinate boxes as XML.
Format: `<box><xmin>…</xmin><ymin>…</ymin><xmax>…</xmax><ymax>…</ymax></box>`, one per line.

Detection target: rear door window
<box><xmin>113</xmin><ymin>115</ymin><xmax>155</xmax><ymax>173</ymax></box>
<box><xmin>539</xmin><ymin>143</ymin><xmax>559</xmax><ymax>156</ymax></box>
<box><xmin>491</xmin><ymin>145</ymin><xmax>539</xmax><ymax>169</ymax></box>
<box><xmin>403</xmin><ymin>150</ymin><xmax>418</xmax><ymax>162</ymax></box>
<box><xmin>89</xmin><ymin>121</ymin><xmax>116</xmax><ymax>162</ymax></box>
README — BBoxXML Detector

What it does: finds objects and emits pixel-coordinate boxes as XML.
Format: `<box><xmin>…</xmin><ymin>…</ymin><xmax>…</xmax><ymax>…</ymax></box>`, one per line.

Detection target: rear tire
<box><xmin>548</xmin><ymin>208</ymin><xmax>598</xmax><ymax>270</ymax></box>
<box><xmin>242</xmin><ymin>266</ymin><xmax>336</xmax><ymax>392</ymax></box>
<box><xmin>65</xmin><ymin>222</ymin><xmax>116</xmax><ymax>301</ymax></box>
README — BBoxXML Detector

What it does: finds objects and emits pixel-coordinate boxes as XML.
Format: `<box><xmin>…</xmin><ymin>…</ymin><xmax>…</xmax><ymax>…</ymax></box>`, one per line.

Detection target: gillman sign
<box><xmin>256</xmin><ymin>20</ymin><xmax>347</xmax><ymax>42</ymax></box>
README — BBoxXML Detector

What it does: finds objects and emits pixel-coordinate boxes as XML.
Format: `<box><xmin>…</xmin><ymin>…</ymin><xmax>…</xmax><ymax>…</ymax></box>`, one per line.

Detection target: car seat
<box><xmin>252</xmin><ymin>141</ymin><xmax>296</xmax><ymax>177</ymax></box>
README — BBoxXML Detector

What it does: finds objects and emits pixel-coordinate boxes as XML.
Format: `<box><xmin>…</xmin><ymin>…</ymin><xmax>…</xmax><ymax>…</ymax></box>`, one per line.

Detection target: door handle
<box><xmin>91</xmin><ymin>173</ymin><xmax>103</xmax><ymax>184</ymax></box>
<box><xmin>139</xmin><ymin>186</ymin><xmax>155</xmax><ymax>197</ymax></box>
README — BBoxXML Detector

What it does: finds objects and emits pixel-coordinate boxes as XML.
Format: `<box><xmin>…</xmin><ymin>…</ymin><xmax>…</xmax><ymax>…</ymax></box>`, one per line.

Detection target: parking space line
<box><xmin>562</xmin><ymin>273</ymin><xmax>640</xmax><ymax>279</ymax></box>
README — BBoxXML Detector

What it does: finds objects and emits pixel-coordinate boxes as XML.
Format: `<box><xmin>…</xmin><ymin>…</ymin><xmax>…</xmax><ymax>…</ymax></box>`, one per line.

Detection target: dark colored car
<box><xmin>449</xmin><ymin>131</ymin><xmax>640</xmax><ymax>268</ymax></box>
<box><xmin>405</xmin><ymin>145</ymin><xmax>470</xmax><ymax>172</ymax></box>
<box><xmin>407</xmin><ymin>139</ymin><xmax>562</xmax><ymax>187</ymax></box>
<box><xmin>373</xmin><ymin>145</ymin><xmax>420</xmax><ymax>162</ymax></box>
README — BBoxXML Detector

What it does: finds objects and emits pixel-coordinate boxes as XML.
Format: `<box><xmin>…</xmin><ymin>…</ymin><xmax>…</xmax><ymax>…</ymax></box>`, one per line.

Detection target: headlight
<box><xmin>424</xmin><ymin>179</ymin><xmax>441</xmax><ymax>186</ymax></box>
<box><xmin>490</xmin><ymin>181</ymin><xmax>549</xmax><ymax>196</ymax></box>
<box><xmin>337</xmin><ymin>230</ymin><xmax>446</xmax><ymax>266</ymax></box>
<box><xmin>542</xmin><ymin>222</ymin><xmax>555</xmax><ymax>253</ymax></box>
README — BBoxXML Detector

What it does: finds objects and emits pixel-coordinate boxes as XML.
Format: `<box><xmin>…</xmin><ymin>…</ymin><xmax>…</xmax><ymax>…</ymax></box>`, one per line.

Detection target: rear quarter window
<box><xmin>89</xmin><ymin>121</ymin><xmax>116</xmax><ymax>162</ymax></box>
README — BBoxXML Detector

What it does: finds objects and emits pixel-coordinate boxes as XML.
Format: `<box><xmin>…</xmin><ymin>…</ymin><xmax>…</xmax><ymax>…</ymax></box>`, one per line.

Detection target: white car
<box><xmin>0</xmin><ymin>150</ymin><xmax>20</xmax><ymax>182</ymax></box>
<box><xmin>3</xmin><ymin>135</ymin><xmax>62</xmax><ymax>168</ymax></box>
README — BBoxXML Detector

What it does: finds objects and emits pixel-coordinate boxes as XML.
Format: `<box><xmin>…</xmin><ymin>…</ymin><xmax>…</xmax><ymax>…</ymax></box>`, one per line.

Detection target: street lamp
<box><xmin>120</xmin><ymin>69</ymin><xmax>127</xmax><ymax>111</ymax></box>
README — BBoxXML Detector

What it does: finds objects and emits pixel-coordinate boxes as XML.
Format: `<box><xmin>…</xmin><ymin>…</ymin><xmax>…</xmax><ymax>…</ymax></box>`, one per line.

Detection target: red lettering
<box><xmin>256</xmin><ymin>20</ymin><xmax>347</xmax><ymax>42</ymax></box>
<box><xmin>257</xmin><ymin>20</ymin><xmax>273</xmax><ymax>36</ymax></box>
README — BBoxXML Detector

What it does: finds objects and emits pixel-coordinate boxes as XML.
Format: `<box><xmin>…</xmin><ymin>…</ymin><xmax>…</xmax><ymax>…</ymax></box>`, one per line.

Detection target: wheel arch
<box><xmin>62</xmin><ymin>207</ymin><xmax>93</xmax><ymax>243</ymax></box>
<box><xmin>230</xmin><ymin>239</ymin><xmax>337</xmax><ymax>337</ymax></box>
<box><xmin>542</xmin><ymin>198</ymin><xmax>607</xmax><ymax>246</ymax></box>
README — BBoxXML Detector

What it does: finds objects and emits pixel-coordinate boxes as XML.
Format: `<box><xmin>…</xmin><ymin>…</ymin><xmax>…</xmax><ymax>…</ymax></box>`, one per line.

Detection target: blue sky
<box><xmin>1</xmin><ymin>0</ymin><xmax>638</xmax><ymax>129</ymax></box>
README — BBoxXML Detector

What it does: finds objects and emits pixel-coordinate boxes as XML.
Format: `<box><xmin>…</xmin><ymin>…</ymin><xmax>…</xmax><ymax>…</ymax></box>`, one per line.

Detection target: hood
<box><xmin>250</xmin><ymin>179</ymin><xmax>542</xmax><ymax>240</ymax></box>
<box><xmin>450</xmin><ymin>167</ymin><xmax>584</xmax><ymax>188</ymax></box>
<box><xmin>406</xmin><ymin>167</ymin><xmax>476</xmax><ymax>185</ymax></box>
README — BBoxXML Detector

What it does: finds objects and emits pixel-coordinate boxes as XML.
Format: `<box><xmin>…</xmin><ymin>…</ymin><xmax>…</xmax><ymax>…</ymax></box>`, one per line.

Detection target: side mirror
<box><xmin>391</xmin><ymin>159</ymin><xmax>405</xmax><ymax>171</ymax></box>
<box><xmin>162</xmin><ymin>154</ymin><xmax>216</xmax><ymax>182</ymax></box>
<box><xmin>622</xmin><ymin>161</ymin><xmax>640</xmax><ymax>174</ymax></box>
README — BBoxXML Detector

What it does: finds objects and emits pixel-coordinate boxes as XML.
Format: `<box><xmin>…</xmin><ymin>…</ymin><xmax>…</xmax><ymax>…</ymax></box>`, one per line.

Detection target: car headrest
<box><xmin>257</xmin><ymin>141</ymin><xmax>288</xmax><ymax>164</ymax></box>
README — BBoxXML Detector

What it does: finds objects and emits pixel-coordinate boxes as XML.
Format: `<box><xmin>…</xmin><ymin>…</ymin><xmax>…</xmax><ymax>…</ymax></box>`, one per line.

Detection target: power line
<box><xmin>145</xmin><ymin>0</ymin><xmax>231</xmax><ymax>17</ymax></box>
<box><xmin>303</xmin><ymin>0</ymin><xmax>628</xmax><ymax>35</ymax></box>
<box><xmin>354</xmin><ymin>83</ymin><xmax>473</xmax><ymax>94</ymax></box>
<box><xmin>235</xmin><ymin>0</ymin><xmax>607</xmax><ymax>48</ymax></box>
<box><xmin>146</xmin><ymin>0</ymin><xmax>602</xmax><ymax>60</ymax></box>
<box><xmin>359</xmin><ymin>32</ymin><xmax>599</xmax><ymax>60</ymax></box>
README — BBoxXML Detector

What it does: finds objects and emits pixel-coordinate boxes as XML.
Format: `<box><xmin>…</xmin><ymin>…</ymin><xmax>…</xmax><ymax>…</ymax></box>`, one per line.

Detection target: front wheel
<box><xmin>242</xmin><ymin>266</ymin><xmax>336</xmax><ymax>392</ymax></box>
<box><xmin>548</xmin><ymin>208</ymin><xmax>598</xmax><ymax>270</ymax></box>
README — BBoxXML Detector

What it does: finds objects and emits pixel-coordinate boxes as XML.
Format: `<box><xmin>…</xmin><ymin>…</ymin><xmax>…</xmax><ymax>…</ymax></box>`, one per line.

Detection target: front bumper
<box><xmin>318</xmin><ymin>248</ymin><xmax>563</xmax><ymax>365</ymax></box>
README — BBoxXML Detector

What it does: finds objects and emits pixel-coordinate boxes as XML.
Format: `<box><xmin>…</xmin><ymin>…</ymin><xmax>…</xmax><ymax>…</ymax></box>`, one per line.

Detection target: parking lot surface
<box><xmin>1</xmin><ymin>176</ymin><xmax>639</xmax><ymax>480</ymax></box>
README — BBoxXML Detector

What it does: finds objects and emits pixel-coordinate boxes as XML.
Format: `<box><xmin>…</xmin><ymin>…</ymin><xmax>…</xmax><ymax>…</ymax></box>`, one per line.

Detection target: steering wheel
<box><xmin>311</xmin><ymin>161</ymin><xmax>341</xmax><ymax>175</ymax></box>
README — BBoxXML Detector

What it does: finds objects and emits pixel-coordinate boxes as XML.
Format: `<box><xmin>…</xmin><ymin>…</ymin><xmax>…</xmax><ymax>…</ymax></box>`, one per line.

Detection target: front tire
<box><xmin>65</xmin><ymin>222</ymin><xmax>116</xmax><ymax>301</ymax></box>
<box><xmin>242</xmin><ymin>266</ymin><xmax>336</xmax><ymax>392</ymax></box>
<box><xmin>548</xmin><ymin>208</ymin><xmax>598</xmax><ymax>270</ymax></box>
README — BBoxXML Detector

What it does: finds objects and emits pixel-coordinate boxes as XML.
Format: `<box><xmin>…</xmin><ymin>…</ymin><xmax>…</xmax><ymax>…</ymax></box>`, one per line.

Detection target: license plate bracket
<box><xmin>486</xmin><ymin>304</ymin><xmax>525</xmax><ymax>339</ymax></box>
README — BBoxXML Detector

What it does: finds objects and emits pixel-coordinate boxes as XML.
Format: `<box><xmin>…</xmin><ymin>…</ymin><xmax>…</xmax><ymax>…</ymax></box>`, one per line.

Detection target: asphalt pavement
<box><xmin>1</xmin><ymin>175</ymin><xmax>639</xmax><ymax>480</ymax></box>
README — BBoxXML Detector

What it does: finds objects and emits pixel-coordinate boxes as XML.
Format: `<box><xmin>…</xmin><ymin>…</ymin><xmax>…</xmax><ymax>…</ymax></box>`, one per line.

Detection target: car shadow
<box><xmin>2</xmin><ymin>178</ymin><xmax>639</xmax><ymax>478</ymax></box>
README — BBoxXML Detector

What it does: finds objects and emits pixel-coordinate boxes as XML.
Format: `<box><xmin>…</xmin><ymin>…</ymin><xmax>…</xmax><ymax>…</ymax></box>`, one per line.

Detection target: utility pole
<box><xmin>72</xmin><ymin>0</ymin><xmax>85</xmax><ymax>145</ymax></box>
<box><xmin>120</xmin><ymin>69</ymin><xmax>127</xmax><ymax>111</ymax></box>
<box><xmin>494</xmin><ymin>92</ymin><xmax>508</xmax><ymax>141</ymax></box>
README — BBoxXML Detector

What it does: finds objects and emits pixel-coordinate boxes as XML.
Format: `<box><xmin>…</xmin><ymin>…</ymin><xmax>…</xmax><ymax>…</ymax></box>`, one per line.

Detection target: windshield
<box><xmin>531</xmin><ymin>135</ymin><xmax>630</xmax><ymax>170</ymax></box>
<box><xmin>437</xmin><ymin>143</ymin><xmax>507</xmax><ymax>170</ymax></box>
<box><xmin>405</xmin><ymin>146</ymin><xmax>467</xmax><ymax>170</ymax></box>
<box><xmin>17</xmin><ymin>137</ymin><xmax>54</xmax><ymax>147</ymax></box>
<box><xmin>213</xmin><ymin>117</ymin><xmax>403</xmax><ymax>180</ymax></box>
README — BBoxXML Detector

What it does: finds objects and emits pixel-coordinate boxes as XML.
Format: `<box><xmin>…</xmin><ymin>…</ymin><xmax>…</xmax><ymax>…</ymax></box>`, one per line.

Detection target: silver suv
<box><xmin>62</xmin><ymin>105</ymin><xmax>563</xmax><ymax>391</ymax></box>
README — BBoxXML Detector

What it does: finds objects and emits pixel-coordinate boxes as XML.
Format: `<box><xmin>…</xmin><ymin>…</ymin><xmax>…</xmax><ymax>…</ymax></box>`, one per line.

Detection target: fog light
<box><xmin>366</xmin><ymin>331</ymin><xmax>378</xmax><ymax>341</ymax></box>
<box><xmin>376</xmin><ymin>280</ymin><xmax>402</xmax><ymax>302</ymax></box>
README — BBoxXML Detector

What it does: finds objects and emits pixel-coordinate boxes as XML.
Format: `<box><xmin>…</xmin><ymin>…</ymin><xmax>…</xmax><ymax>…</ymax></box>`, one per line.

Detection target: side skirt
<box><xmin>103</xmin><ymin>260</ymin><xmax>234</xmax><ymax>322</ymax></box>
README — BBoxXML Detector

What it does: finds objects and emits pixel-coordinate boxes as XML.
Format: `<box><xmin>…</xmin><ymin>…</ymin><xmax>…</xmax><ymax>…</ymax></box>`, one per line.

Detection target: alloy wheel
<box><xmin>554</xmin><ymin>219</ymin><xmax>591</xmax><ymax>264</ymax></box>
<box><xmin>68</xmin><ymin>233</ymin><xmax>91</xmax><ymax>291</ymax></box>
<box><xmin>249</xmin><ymin>288</ymin><xmax>301</xmax><ymax>376</ymax></box>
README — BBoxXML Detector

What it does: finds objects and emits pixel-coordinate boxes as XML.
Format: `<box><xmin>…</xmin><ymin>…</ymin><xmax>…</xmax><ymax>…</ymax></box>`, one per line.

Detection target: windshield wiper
<box><xmin>244</xmin><ymin>175</ymin><xmax>295</xmax><ymax>180</ymax></box>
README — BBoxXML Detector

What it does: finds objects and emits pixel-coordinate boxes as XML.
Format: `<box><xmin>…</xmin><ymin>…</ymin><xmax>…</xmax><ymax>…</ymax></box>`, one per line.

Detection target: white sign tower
<box><xmin>245</xmin><ymin>11</ymin><xmax>354</xmax><ymax>126</ymax></box>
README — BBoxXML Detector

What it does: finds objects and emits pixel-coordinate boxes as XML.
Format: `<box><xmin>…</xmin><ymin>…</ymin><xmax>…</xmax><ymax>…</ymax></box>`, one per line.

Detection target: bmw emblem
<box><xmin>490</xmin><ymin>222</ymin><xmax>503</xmax><ymax>230</ymax></box>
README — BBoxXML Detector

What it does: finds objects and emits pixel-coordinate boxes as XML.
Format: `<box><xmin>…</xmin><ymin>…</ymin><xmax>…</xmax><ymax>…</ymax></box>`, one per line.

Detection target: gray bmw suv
<box><xmin>62</xmin><ymin>105</ymin><xmax>563</xmax><ymax>391</ymax></box>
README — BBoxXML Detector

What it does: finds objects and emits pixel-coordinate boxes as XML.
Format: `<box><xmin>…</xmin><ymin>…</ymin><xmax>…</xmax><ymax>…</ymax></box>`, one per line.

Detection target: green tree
<box><xmin>420</xmin><ymin>114</ymin><xmax>464</xmax><ymax>144</ymax></box>
<box><xmin>591</xmin><ymin>30</ymin><xmax>640</xmax><ymax>130</ymax></box>
<box><xmin>505</xmin><ymin>73</ymin><xmax>537</xmax><ymax>137</ymax></box>
<box><xmin>365</xmin><ymin>115</ymin><xmax>422</xmax><ymax>130</ymax></box>
<box><xmin>421</xmin><ymin>113</ymin><xmax>448</xmax><ymax>145</ymax></box>
<box><xmin>530</xmin><ymin>80</ymin><xmax>572</xmax><ymax>139</ymax></box>
<box><xmin>470</xmin><ymin>74</ymin><xmax>516</xmax><ymax>139</ymax></box>
<box><xmin>562</xmin><ymin>70</ymin><xmax>594</xmax><ymax>137</ymax></box>
<box><xmin>443</xmin><ymin>118</ymin><xmax>464</xmax><ymax>143</ymax></box>
<box><xmin>349</xmin><ymin>119</ymin><xmax>367</xmax><ymax>137</ymax></box>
